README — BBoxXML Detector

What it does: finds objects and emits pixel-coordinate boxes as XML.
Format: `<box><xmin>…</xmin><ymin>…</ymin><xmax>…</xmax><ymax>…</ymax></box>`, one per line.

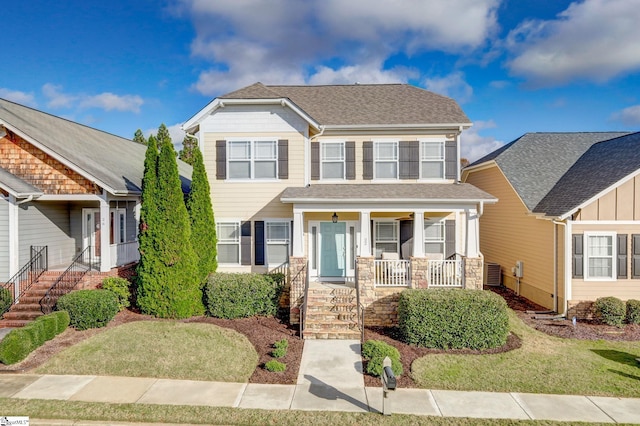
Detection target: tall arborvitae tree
<box><xmin>186</xmin><ymin>146</ymin><xmax>217</xmax><ymax>284</ymax></box>
<box><xmin>133</xmin><ymin>129</ymin><xmax>147</xmax><ymax>145</ymax></box>
<box><xmin>157</xmin><ymin>123</ymin><xmax>176</xmax><ymax>155</ymax></box>
<box><xmin>179</xmin><ymin>135</ymin><xmax>198</xmax><ymax>166</ymax></box>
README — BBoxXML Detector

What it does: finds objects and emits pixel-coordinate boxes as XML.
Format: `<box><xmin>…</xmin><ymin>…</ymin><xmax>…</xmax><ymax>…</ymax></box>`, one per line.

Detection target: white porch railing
<box><xmin>110</xmin><ymin>241</ymin><xmax>140</xmax><ymax>267</ymax></box>
<box><xmin>428</xmin><ymin>259</ymin><xmax>463</xmax><ymax>287</ymax></box>
<box><xmin>374</xmin><ymin>259</ymin><xmax>410</xmax><ymax>287</ymax></box>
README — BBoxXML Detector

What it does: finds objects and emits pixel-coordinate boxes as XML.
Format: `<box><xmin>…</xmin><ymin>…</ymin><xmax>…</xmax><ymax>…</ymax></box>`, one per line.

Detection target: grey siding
<box><xmin>69</xmin><ymin>203</ymin><xmax>84</xmax><ymax>254</ymax></box>
<box><xmin>0</xmin><ymin>198</ymin><xmax>9</xmax><ymax>281</ymax></box>
<box><xmin>19</xmin><ymin>202</ymin><xmax>75</xmax><ymax>267</ymax></box>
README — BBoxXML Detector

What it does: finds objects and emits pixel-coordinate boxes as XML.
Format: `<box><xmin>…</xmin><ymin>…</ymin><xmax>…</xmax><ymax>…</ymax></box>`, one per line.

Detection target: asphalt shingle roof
<box><xmin>220</xmin><ymin>82</ymin><xmax>470</xmax><ymax>127</ymax></box>
<box><xmin>0</xmin><ymin>166</ymin><xmax>43</xmax><ymax>197</ymax></box>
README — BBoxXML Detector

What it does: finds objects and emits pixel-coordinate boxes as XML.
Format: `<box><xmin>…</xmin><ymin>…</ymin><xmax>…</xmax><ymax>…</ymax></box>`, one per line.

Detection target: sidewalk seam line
<box><xmin>509</xmin><ymin>392</ymin><xmax>533</xmax><ymax>420</ymax></box>
<box><xmin>586</xmin><ymin>395</ymin><xmax>618</xmax><ymax>424</ymax></box>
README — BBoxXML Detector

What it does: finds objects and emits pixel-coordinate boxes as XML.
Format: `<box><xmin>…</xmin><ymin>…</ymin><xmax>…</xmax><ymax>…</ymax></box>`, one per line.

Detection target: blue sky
<box><xmin>2</xmin><ymin>0</ymin><xmax>639</xmax><ymax>160</ymax></box>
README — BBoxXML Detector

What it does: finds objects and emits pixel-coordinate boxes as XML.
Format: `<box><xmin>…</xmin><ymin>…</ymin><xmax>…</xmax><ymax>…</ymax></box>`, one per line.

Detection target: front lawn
<box><xmin>411</xmin><ymin>310</ymin><xmax>640</xmax><ymax>397</ymax></box>
<box><xmin>34</xmin><ymin>321</ymin><xmax>258</xmax><ymax>382</ymax></box>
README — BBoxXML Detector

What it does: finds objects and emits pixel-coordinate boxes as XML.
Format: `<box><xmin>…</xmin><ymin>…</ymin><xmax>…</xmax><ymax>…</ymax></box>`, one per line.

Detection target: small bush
<box><xmin>274</xmin><ymin>339</ymin><xmax>289</xmax><ymax>350</ymax></box>
<box><xmin>626</xmin><ymin>299</ymin><xmax>640</xmax><ymax>324</ymax></box>
<box><xmin>53</xmin><ymin>310</ymin><xmax>71</xmax><ymax>334</ymax></box>
<box><xmin>34</xmin><ymin>314</ymin><xmax>57</xmax><ymax>341</ymax></box>
<box><xmin>0</xmin><ymin>329</ymin><xmax>33</xmax><ymax>364</ymax></box>
<box><xmin>0</xmin><ymin>287</ymin><xmax>12</xmax><ymax>315</ymax></box>
<box><xmin>264</xmin><ymin>360</ymin><xmax>286</xmax><ymax>372</ymax></box>
<box><xmin>398</xmin><ymin>289</ymin><xmax>509</xmax><ymax>350</ymax></box>
<box><xmin>271</xmin><ymin>347</ymin><xmax>287</xmax><ymax>358</ymax></box>
<box><xmin>204</xmin><ymin>273</ymin><xmax>284</xmax><ymax>319</ymax></box>
<box><xmin>101</xmin><ymin>277</ymin><xmax>131</xmax><ymax>311</ymax></box>
<box><xmin>594</xmin><ymin>297</ymin><xmax>626</xmax><ymax>327</ymax></box>
<box><xmin>0</xmin><ymin>312</ymin><xmax>69</xmax><ymax>365</ymax></box>
<box><xmin>362</xmin><ymin>340</ymin><xmax>403</xmax><ymax>377</ymax></box>
<box><xmin>56</xmin><ymin>290</ymin><xmax>119</xmax><ymax>330</ymax></box>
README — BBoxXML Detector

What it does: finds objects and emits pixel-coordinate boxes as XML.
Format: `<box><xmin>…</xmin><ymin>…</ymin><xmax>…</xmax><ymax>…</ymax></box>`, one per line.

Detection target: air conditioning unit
<box><xmin>484</xmin><ymin>262</ymin><xmax>501</xmax><ymax>286</ymax></box>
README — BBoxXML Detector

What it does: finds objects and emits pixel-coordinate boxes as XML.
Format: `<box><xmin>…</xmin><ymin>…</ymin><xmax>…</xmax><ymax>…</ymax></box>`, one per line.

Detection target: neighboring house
<box><xmin>183</xmin><ymin>82</ymin><xmax>496</xmax><ymax>335</ymax></box>
<box><xmin>463</xmin><ymin>132</ymin><xmax>640</xmax><ymax>318</ymax></box>
<box><xmin>0</xmin><ymin>98</ymin><xmax>190</xmax><ymax>325</ymax></box>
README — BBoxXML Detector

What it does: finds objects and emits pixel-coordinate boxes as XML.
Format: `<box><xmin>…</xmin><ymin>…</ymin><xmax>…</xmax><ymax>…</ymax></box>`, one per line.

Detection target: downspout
<box><xmin>553</xmin><ymin>219</ymin><xmax>568</xmax><ymax>317</ymax></box>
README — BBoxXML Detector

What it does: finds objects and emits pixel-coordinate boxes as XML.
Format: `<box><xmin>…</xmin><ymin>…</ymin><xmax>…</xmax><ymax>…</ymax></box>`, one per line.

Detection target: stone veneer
<box><xmin>567</xmin><ymin>301</ymin><xmax>596</xmax><ymax>320</ymax></box>
<box><xmin>463</xmin><ymin>257</ymin><xmax>484</xmax><ymax>290</ymax></box>
<box><xmin>288</xmin><ymin>256</ymin><xmax>307</xmax><ymax>325</ymax></box>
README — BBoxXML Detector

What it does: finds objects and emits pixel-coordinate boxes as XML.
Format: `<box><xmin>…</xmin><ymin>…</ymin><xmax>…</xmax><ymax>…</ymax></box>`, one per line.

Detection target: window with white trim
<box><xmin>424</xmin><ymin>219</ymin><xmax>445</xmax><ymax>255</ymax></box>
<box><xmin>217</xmin><ymin>222</ymin><xmax>241</xmax><ymax>264</ymax></box>
<box><xmin>585</xmin><ymin>232</ymin><xmax>616</xmax><ymax>280</ymax></box>
<box><xmin>266</xmin><ymin>221</ymin><xmax>290</xmax><ymax>266</ymax></box>
<box><xmin>374</xmin><ymin>221</ymin><xmax>398</xmax><ymax>258</ymax></box>
<box><xmin>374</xmin><ymin>141</ymin><xmax>398</xmax><ymax>179</ymax></box>
<box><xmin>228</xmin><ymin>140</ymin><xmax>277</xmax><ymax>179</ymax></box>
<box><xmin>321</xmin><ymin>141</ymin><xmax>345</xmax><ymax>179</ymax></box>
<box><xmin>421</xmin><ymin>140</ymin><xmax>445</xmax><ymax>179</ymax></box>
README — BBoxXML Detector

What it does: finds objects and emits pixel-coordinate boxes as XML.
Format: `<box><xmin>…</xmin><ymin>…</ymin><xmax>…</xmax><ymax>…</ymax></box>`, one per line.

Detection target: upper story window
<box><xmin>321</xmin><ymin>142</ymin><xmax>345</xmax><ymax>179</ymax></box>
<box><xmin>374</xmin><ymin>141</ymin><xmax>398</xmax><ymax>179</ymax></box>
<box><xmin>217</xmin><ymin>222</ymin><xmax>241</xmax><ymax>264</ymax></box>
<box><xmin>228</xmin><ymin>140</ymin><xmax>277</xmax><ymax>179</ymax></box>
<box><xmin>585</xmin><ymin>232</ymin><xmax>616</xmax><ymax>280</ymax></box>
<box><xmin>421</xmin><ymin>140</ymin><xmax>445</xmax><ymax>179</ymax></box>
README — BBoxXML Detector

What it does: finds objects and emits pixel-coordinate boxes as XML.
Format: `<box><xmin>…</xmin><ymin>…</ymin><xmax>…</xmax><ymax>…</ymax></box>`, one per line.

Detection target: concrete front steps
<box><xmin>303</xmin><ymin>285</ymin><xmax>361</xmax><ymax>339</ymax></box>
<box><xmin>0</xmin><ymin>271</ymin><xmax>62</xmax><ymax>328</ymax></box>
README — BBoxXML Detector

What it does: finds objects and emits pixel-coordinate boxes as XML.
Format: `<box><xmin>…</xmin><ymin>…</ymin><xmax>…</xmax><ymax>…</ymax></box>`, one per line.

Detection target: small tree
<box><xmin>133</xmin><ymin>129</ymin><xmax>147</xmax><ymax>145</ymax></box>
<box><xmin>187</xmin><ymin>146</ymin><xmax>217</xmax><ymax>284</ymax></box>
<box><xmin>179</xmin><ymin>135</ymin><xmax>198</xmax><ymax>166</ymax></box>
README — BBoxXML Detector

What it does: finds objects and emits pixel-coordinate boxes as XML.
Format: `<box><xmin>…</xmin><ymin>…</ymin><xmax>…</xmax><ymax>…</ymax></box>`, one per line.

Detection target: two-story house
<box><xmin>183</xmin><ymin>83</ymin><xmax>496</xmax><ymax>338</ymax></box>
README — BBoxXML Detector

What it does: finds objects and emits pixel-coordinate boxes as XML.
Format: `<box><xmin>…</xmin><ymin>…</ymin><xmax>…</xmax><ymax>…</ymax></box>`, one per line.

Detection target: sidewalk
<box><xmin>0</xmin><ymin>340</ymin><xmax>639</xmax><ymax>423</ymax></box>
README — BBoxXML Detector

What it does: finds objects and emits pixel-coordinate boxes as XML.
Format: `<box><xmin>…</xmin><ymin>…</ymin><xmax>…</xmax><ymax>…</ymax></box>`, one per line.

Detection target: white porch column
<box><xmin>7</xmin><ymin>195</ymin><xmax>19</xmax><ymax>279</ymax></box>
<box><xmin>412</xmin><ymin>211</ymin><xmax>425</xmax><ymax>257</ymax></box>
<box><xmin>99</xmin><ymin>195</ymin><xmax>111</xmax><ymax>272</ymax></box>
<box><xmin>465</xmin><ymin>207</ymin><xmax>480</xmax><ymax>258</ymax></box>
<box><xmin>360</xmin><ymin>210</ymin><xmax>371</xmax><ymax>256</ymax></box>
<box><xmin>292</xmin><ymin>208</ymin><xmax>304</xmax><ymax>257</ymax></box>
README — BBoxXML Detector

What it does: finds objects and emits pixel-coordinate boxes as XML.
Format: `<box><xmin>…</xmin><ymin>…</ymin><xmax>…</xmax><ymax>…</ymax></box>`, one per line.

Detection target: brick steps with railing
<box><xmin>0</xmin><ymin>272</ymin><xmax>63</xmax><ymax>328</ymax></box>
<box><xmin>303</xmin><ymin>286</ymin><xmax>361</xmax><ymax>339</ymax></box>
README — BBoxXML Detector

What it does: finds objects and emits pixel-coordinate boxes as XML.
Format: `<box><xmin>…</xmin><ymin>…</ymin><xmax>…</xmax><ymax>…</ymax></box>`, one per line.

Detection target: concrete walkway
<box><xmin>1</xmin><ymin>340</ymin><xmax>640</xmax><ymax>423</ymax></box>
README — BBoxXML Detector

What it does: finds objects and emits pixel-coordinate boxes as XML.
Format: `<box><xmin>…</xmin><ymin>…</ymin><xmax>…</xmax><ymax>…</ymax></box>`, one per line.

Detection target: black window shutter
<box><xmin>311</xmin><ymin>143</ymin><xmax>320</xmax><ymax>180</ymax></box>
<box><xmin>345</xmin><ymin>141</ymin><xmax>356</xmax><ymax>180</ymax></box>
<box><xmin>278</xmin><ymin>140</ymin><xmax>288</xmax><ymax>179</ymax></box>
<box><xmin>445</xmin><ymin>140</ymin><xmax>457</xmax><ymax>180</ymax></box>
<box><xmin>445</xmin><ymin>220</ymin><xmax>455</xmax><ymax>258</ymax></box>
<box><xmin>216</xmin><ymin>140</ymin><xmax>226</xmax><ymax>180</ymax></box>
<box><xmin>633</xmin><ymin>234</ymin><xmax>640</xmax><ymax>279</ymax></box>
<box><xmin>241</xmin><ymin>221</ymin><xmax>252</xmax><ymax>265</ymax></box>
<box><xmin>617</xmin><ymin>234</ymin><xmax>628</xmax><ymax>279</ymax></box>
<box><xmin>363</xmin><ymin>141</ymin><xmax>373</xmax><ymax>180</ymax></box>
<box><xmin>399</xmin><ymin>141</ymin><xmax>419</xmax><ymax>179</ymax></box>
<box><xmin>254</xmin><ymin>221</ymin><xmax>265</xmax><ymax>266</ymax></box>
<box><xmin>573</xmin><ymin>234</ymin><xmax>584</xmax><ymax>278</ymax></box>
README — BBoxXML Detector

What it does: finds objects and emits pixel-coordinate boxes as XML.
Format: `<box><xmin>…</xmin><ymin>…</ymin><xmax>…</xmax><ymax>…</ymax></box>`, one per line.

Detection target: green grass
<box><xmin>0</xmin><ymin>398</ymin><xmax>598</xmax><ymax>426</ymax></box>
<box><xmin>34</xmin><ymin>321</ymin><xmax>258</xmax><ymax>382</ymax></box>
<box><xmin>412</xmin><ymin>310</ymin><xmax>640</xmax><ymax>397</ymax></box>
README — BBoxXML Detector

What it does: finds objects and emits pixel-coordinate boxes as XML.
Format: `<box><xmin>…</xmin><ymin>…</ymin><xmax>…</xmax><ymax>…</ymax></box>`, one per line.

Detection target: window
<box><xmin>228</xmin><ymin>140</ymin><xmax>277</xmax><ymax>179</ymax></box>
<box><xmin>110</xmin><ymin>208</ymin><xmax>126</xmax><ymax>244</ymax></box>
<box><xmin>321</xmin><ymin>142</ymin><xmax>345</xmax><ymax>179</ymax></box>
<box><xmin>217</xmin><ymin>222</ymin><xmax>240</xmax><ymax>264</ymax></box>
<box><xmin>375</xmin><ymin>221</ymin><xmax>398</xmax><ymax>258</ymax></box>
<box><xmin>266</xmin><ymin>221</ymin><xmax>290</xmax><ymax>266</ymax></box>
<box><xmin>374</xmin><ymin>141</ymin><xmax>398</xmax><ymax>179</ymax></box>
<box><xmin>424</xmin><ymin>219</ymin><xmax>445</xmax><ymax>255</ymax></box>
<box><xmin>421</xmin><ymin>141</ymin><xmax>445</xmax><ymax>179</ymax></box>
<box><xmin>585</xmin><ymin>232</ymin><xmax>616</xmax><ymax>280</ymax></box>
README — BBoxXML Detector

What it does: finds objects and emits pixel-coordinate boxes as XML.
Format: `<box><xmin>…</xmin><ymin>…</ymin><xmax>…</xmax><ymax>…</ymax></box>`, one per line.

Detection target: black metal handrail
<box><xmin>1</xmin><ymin>246</ymin><xmax>48</xmax><ymax>317</ymax></box>
<box><xmin>298</xmin><ymin>260</ymin><xmax>310</xmax><ymax>339</ymax></box>
<box><xmin>40</xmin><ymin>246</ymin><xmax>92</xmax><ymax>314</ymax></box>
<box><xmin>355</xmin><ymin>257</ymin><xmax>364</xmax><ymax>342</ymax></box>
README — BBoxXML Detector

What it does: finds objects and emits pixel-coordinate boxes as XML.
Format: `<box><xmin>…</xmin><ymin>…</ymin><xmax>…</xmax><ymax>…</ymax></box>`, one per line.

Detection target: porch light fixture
<box><xmin>332</xmin><ymin>212</ymin><xmax>338</xmax><ymax>223</ymax></box>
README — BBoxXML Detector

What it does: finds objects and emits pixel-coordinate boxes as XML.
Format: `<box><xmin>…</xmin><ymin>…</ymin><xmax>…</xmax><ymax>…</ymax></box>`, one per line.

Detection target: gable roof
<box><xmin>185</xmin><ymin>82</ymin><xmax>471</xmax><ymax>131</ymax></box>
<box><xmin>467</xmin><ymin>132</ymin><xmax>633</xmax><ymax>217</ymax></box>
<box><xmin>0</xmin><ymin>166</ymin><xmax>43</xmax><ymax>197</ymax></box>
<box><xmin>0</xmin><ymin>99</ymin><xmax>191</xmax><ymax>195</ymax></box>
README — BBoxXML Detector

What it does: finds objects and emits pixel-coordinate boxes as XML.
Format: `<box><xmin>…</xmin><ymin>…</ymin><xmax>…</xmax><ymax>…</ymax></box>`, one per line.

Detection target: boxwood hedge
<box><xmin>204</xmin><ymin>273</ymin><xmax>284</xmax><ymax>319</ymax></box>
<box><xmin>56</xmin><ymin>289</ymin><xmax>119</xmax><ymax>330</ymax></box>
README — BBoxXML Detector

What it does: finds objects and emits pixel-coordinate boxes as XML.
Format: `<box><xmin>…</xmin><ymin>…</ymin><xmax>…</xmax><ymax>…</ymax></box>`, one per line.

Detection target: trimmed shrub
<box><xmin>34</xmin><ymin>314</ymin><xmax>57</xmax><ymax>341</ymax></box>
<box><xmin>204</xmin><ymin>273</ymin><xmax>284</xmax><ymax>319</ymax></box>
<box><xmin>0</xmin><ymin>329</ymin><xmax>33</xmax><ymax>364</ymax></box>
<box><xmin>362</xmin><ymin>340</ymin><xmax>403</xmax><ymax>377</ymax></box>
<box><xmin>0</xmin><ymin>312</ymin><xmax>69</xmax><ymax>365</ymax></box>
<box><xmin>626</xmin><ymin>299</ymin><xmax>640</xmax><ymax>324</ymax></box>
<box><xmin>56</xmin><ymin>290</ymin><xmax>119</xmax><ymax>330</ymax></box>
<box><xmin>101</xmin><ymin>277</ymin><xmax>131</xmax><ymax>311</ymax></box>
<box><xmin>264</xmin><ymin>360</ymin><xmax>286</xmax><ymax>372</ymax></box>
<box><xmin>594</xmin><ymin>297</ymin><xmax>626</xmax><ymax>327</ymax></box>
<box><xmin>53</xmin><ymin>310</ymin><xmax>71</xmax><ymax>334</ymax></box>
<box><xmin>398</xmin><ymin>289</ymin><xmax>510</xmax><ymax>350</ymax></box>
<box><xmin>0</xmin><ymin>287</ymin><xmax>11</xmax><ymax>315</ymax></box>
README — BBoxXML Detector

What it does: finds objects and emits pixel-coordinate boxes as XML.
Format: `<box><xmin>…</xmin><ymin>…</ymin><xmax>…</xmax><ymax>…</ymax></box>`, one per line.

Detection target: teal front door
<box><xmin>320</xmin><ymin>222</ymin><xmax>346</xmax><ymax>277</ymax></box>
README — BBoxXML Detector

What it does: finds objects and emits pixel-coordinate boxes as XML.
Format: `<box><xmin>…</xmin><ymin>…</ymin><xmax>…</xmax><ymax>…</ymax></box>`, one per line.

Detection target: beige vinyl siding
<box><xmin>18</xmin><ymin>201</ymin><xmax>75</xmax><ymax>267</ymax></box>
<box><xmin>577</xmin><ymin>175</ymin><xmax>640</xmax><ymax>220</ymax></box>
<box><xmin>572</xmin><ymin>223</ymin><xmax>640</xmax><ymax>301</ymax></box>
<box><xmin>0</xmin><ymin>197</ymin><xmax>9</xmax><ymax>281</ymax></box>
<box><xmin>464</xmin><ymin>165</ymin><xmax>557</xmax><ymax>309</ymax></box>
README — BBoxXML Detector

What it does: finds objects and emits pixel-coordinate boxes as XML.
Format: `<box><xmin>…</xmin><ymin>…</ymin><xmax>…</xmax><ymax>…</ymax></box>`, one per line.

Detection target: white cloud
<box><xmin>461</xmin><ymin>120</ymin><xmax>504</xmax><ymax>162</ymax></box>
<box><xmin>506</xmin><ymin>0</ymin><xmax>640</xmax><ymax>86</ymax></box>
<box><xmin>79</xmin><ymin>93</ymin><xmax>144</xmax><ymax>113</ymax></box>
<box><xmin>423</xmin><ymin>72</ymin><xmax>473</xmax><ymax>103</ymax></box>
<box><xmin>144</xmin><ymin>123</ymin><xmax>186</xmax><ymax>152</ymax></box>
<box><xmin>611</xmin><ymin>105</ymin><xmax>640</xmax><ymax>126</ymax></box>
<box><xmin>0</xmin><ymin>88</ymin><xmax>36</xmax><ymax>106</ymax></box>
<box><xmin>42</xmin><ymin>83</ymin><xmax>77</xmax><ymax>108</ymax></box>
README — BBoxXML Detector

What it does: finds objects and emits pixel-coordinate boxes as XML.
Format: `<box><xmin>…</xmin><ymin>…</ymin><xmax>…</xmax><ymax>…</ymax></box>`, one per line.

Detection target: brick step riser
<box><xmin>0</xmin><ymin>320</ymin><xmax>32</xmax><ymax>328</ymax></box>
<box><xmin>303</xmin><ymin>331</ymin><xmax>361</xmax><ymax>340</ymax></box>
<box><xmin>3</xmin><ymin>312</ymin><xmax>43</xmax><ymax>320</ymax></box>
<box><xmin>304</xmin><ymin>323</ymin><xmax>358</xmax><ymax>331</ymax></box>
<box><xmin>8</xmin><ymin>304</ymin><xmax>43</xmax><ymax>312</ymax></box>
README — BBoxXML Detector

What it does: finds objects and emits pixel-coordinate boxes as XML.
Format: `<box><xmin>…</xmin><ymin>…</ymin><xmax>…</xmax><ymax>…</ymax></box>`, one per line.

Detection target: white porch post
<box><xmin>412</xmin><ymin>211</ymin><xmax>425</xmax><ymax>257</ymax></box>
<box><xmin>292</xmin><ymin>208</ymin><xmax>304</xmax><ymax>257</ymax></box>
<box><xmin>99</xmin><ymin>195</ymin><xmax>111</xmax><ymax>272</ymax></box>
<box><xmin>360</xmin><ymin>210</ymin><xmax>371</xmax><ymax>256</ymax></box>
<box><xmin>7</xmin><ymin>195</ymin><xmax>19</xmax><ymax>279</ymax></box>
<box><xmin>465</xmin><ymin>207</ymin><xmax>480</xmax><ymax>258</ymax></box>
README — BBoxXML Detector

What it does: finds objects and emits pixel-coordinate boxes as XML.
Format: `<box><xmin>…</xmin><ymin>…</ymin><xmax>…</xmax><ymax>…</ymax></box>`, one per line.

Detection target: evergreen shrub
<box><xmin>56</xmin><ymin>290</ymin><xmax>119</xmax><ymax>330</ymax></box>
<box><xmin>0</xmin><ymin>312</ymin><xmax>69</xmax><ymax>365</ymax></box>
<box><xmin>361</xmin><ymin>340</ymin><xmax>403</xmax><ymax>377</ymax></box>
<box><xmin>594</xmin><ymin>297</ymin><xmax>626</xmax><ymax>327</ymax></box>
<box><xmin>0</xmin><ymin>287</ymin><xmax>11</xmax><ymax>315</ymax></box>
<box><xmin>101</xmin><ymin>277</ymin><xmax>131</xmax><ymax>311</ymax></box>
<box><xmin>204</xmin><ymin>273</ymin><xmax>284</xmax><ymax>319</ymax></box>
<box><xmin>264</xmin><ymin>360</ymin><xmax>286</xmax><ymax>372</ymax></box>
<box><xmin>626</xmin><ymin>299</ymin><xmax>640</xmax><ymax>324</ymax></box>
